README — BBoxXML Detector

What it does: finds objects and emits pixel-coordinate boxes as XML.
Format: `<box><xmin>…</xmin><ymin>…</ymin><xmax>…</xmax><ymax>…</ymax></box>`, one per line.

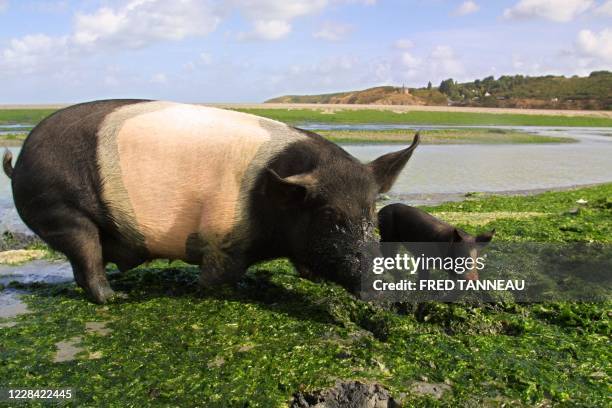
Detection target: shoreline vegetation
<box><xmin>0</xmin><ymin>183</ymin><xmax>610</xmax><ymax>406</ymax></box>
<box><xmin>236</xmin><ymin>108</ymin><xmax>612</xmax><ymax>127</ymax></box>
<box><xmin>1</xmin><ymin>105</ymin><xmax>612</xmax><ymax>128</ymax></box>
<box><xmin>0</xmin><ymin>133</ymin><xmax>27</xmax><ymax>146</ymax></box>
<box><xmin>265</xmin><ymin>71</ymin><xmax>612</xmax><ymax>111</ymax></box>
<box><xmin>1</xmin><ymin>105</ymin><xmax>609</xmax><ymax>147</ymax></box>
<box><xmin>0</xmin><ymin>128</ymin><xmax>576</xmax><ymax>146</ymax></box>
<box><xmin>316</xmin><ymin>128</ymin><xmax>575</xmax><ymax>144</ymax></box>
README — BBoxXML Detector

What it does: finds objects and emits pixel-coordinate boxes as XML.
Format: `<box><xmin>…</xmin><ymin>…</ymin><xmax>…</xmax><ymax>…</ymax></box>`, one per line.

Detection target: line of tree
<box><xmin>434</xmin><ymin>71</ymin><xmax>612</xmax><ymax>106</ymax></box>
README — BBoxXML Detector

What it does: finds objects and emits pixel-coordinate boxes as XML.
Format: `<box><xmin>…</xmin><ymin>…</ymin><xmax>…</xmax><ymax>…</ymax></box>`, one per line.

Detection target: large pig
<box><xmin>3</xmin><ymin>100</ymin><xmax>419</xmax><ymax>303</ymax></box>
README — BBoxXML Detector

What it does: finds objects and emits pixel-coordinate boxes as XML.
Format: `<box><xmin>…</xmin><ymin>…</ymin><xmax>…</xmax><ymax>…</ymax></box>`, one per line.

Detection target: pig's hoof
<box><xmin>87</xmin><ymin>285</ymin><xmax>116</xmax><ymax>304</ymax></box>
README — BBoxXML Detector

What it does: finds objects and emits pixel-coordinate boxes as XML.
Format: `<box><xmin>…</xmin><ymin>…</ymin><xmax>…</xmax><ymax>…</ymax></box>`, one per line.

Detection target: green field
<box><xmin>0</xmin><ymin>128</ymin><xmax>575</xmax><ymax>146</ymax></box>
<box><xmin>2</xmin><ymin>107</ymin><xmax>612</xmax><ymax>128</ymax></box>
<box><xmin>237</xmin><ymin>108</ymin><xmax>612</xmax><ymax>127</ymax></box>
<box><xmin>317</xmin><ymin>128</ymin><xmax>576</xmax><ymax>144</ymax></box>
<box><xmin>0</xmin><ymin>109</ymin><xmax>56</xmax><ymax>125</ymax></box>
<box><xmin>1</xmin><ymin>184</ymin><xmax>610</xmax><ymax>406</ymax></box>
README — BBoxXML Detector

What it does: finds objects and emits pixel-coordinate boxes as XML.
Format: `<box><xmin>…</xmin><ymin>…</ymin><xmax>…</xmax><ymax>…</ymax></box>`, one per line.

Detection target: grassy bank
<box><xmin>0</xmin><ymin>128</ymin><xmax>576</xmax><ymax>146</ymax></box>
<box><xmin>237</xmin><ymin>108</ymin><xmax>612</xmax><ymax>127</ymax></box>
<box><xmin>317</xmin><ymin>128</ymin><xmax>576</xmax><ymax>144</ymax></box>
<box><xmin>0</xmin><ymin>109</ymin><xmax>56</xmax><ymax>125</ymax></box>
<box><xmin>1</xmin><ymin>184</ymin><xmax>610</xmax><ymax>406</ymax></box>
<box><xmin>2</xmin><ymin>107</ymin><xmax>612</xmax><ymax>129</ymax></box>
<box><xmin>0</xmin><ymin>133</ymin><xmax>27</xmax><ymax>146</ymax></box>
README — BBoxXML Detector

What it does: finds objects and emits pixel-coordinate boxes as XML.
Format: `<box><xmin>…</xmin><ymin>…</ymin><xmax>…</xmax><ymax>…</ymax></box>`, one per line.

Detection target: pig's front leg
<box><xmin>415</xmin><ymin>267</ymin><xmax>431</xmax><ymax>322</ymax></box>
<box><xmin>198</xmin><ymin>246</ymin><xmax>246</xmax><ymax>288</ymax></box>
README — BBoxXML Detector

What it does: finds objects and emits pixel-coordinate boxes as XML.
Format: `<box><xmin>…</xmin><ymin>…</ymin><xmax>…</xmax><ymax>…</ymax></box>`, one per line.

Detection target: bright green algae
<box><xmin>0</xmin><ymin>184</ymin><xmax>610</xmax><ymax>407</ymax></box>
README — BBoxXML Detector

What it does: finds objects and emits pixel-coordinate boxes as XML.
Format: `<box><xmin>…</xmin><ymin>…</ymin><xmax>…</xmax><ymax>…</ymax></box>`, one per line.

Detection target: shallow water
<box><xmin>346</xmin><ymin>141</ymin><xmax>612</xmax><ymax>196</ymax></box>
<box><xmin>0</xmin><ymin>290</ymin><xmax>30</xmax><ymax>319</ymax></box>
<box><xmin>0</xmin><ymin>124</ymin><xmax>30</xmax><ymax>136</ymax></box>
<box><xmin>330</xmin><ymin>125</ymin><xmax>612</xmax><ymax>196</ymax></box>
<box><xmin>0</xmin><ymin>260</ymin><xmax>73</xmax><ymax>319</ymax></box>
<box><xmin>0</xmin><ymin>260</ymin><xmax>73</xmax><ymax>286</ymax></box>
<box><xmin>301</xmin><ymin>124</ymin><xmax>612</xmax><ymax>138</ymax></box>
<box><xmin>1</xmin><ymin>126</ymin><xmax>612</xmax><ymax>231</ymax></box>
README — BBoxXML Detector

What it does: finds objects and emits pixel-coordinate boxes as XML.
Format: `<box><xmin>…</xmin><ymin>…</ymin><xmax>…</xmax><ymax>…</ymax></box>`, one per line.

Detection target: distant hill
<box><xmin>266</xmin><ymin>71</ymin><xmax>612</xmax><ymax>110</ymax></box>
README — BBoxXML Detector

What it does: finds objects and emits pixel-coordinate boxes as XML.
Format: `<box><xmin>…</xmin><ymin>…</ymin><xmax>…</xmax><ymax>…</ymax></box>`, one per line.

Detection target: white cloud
<box><xmin>0</xmin><ymin>0</ymin><xmax>8</xmax><ymax>12</ymax></box>
<box><xmin>595</xmin><ymin>0</ymin><xmax>612</xmax><ymax>16</ymax></box>
<box><xmin>393</xmin><ymin>38</ymin><xmax>423</xmax><ymax>68</ymax></box>
<box><xmin>73</xmin><ymin>0</ymin><xmax>221</xmax><ymax>50</ymax></box>
<box><xmin>574</xmin><ymin>28</ymin><xmax>612</xmax><ymax>62</ymax></box>
<box><xmin>232</xmin><ymin>0</ymin><xmax>328</xmax><ymax>20</ymax></box>
<box><xmin>1</xmin><ymin>0</ymin><xmax>222</xmax><ymax>75</ymax></box>
<box><xmin>234</xmin><ymin>0</ymin><xmax>328</xmax><ymax>40</ymax></box>
<box><xmin>1</xmin><ymin>0</ymin><xmax>350</xmax><ymax>75</ymax></box>
<box><xmin>503</xmin><ymin>0</ymin><xmax>594</xmax><ymax>22</ymax></box>
<box><xmin>0</xmin><ymin>0</ymin><xmax>345</xmax><ymax>79</ymax></box>
<box><xmin>394</xmin><ymin>43</ymin><xmax>464</xmax><ymax>84</ymax></box>
<box><xmin>430</xmin><ymin>45</ymin><xmax>464</xmax><ymax>76</ymax></box>
<box><xmin>313</xmin><ymin>22</ymin><xmax>353</xmax><ymax>41</ymax></box>
<box><xmin>510</xmin><ymin>54</ymin><xmax>553</xmax><ymax>76</ymax></box>
<box><xmin>1</xmin><ymin>34</ymin><xmax>70</xmax><ymax>74</ymax></box>
<box><xmin>454</xmin><ymin>1</ymin><xmax>479</xmax><ymax>16</ymax></box>
<box><xmin>267</xmin><ymin>54</ymin><xmax>365</xmax><ymax>94</ymax></box>
<box><xmin>400</xmin><ymin>51</ymin><xmax>421</xmax><ymax>68</ymax></box>
<box><xmin>249</xmin><ymin>19</ymin><xmax>292</xmax><ymax>40</ymax></box>
<box><xmin>342</xmin><ymin>0</ymin><xmax>377</xmax><ymax>4</ymax></box>
<box><xmin>282</xmin><ymin>43</ymin><xmax>464</xmax><ymax>93</ymax></box>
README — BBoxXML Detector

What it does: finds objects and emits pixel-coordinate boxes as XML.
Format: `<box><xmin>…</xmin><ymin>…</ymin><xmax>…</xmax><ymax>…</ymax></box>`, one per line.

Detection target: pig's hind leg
<box><xmin>37</xmin><ymin>211</ymin><xmax>116</xmax><ymax>304</ymax></box>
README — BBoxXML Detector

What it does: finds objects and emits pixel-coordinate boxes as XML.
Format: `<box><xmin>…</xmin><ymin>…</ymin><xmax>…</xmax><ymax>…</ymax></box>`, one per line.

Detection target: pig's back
<box><xmin>97</xmin><ymin>101</ymin><xmax>305</xmax><ymax>260</ymax></box>
<box><xmin>379</xmin><ymin>203</ymin><xmax>448</xmax><ymax>243</ymax></box>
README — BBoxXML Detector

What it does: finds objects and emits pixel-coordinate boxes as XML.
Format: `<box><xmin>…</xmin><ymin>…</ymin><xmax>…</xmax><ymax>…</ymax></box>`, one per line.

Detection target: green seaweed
<box><xmin>1</xmin><ymin>184</ymin><xmax>611</xmax><ymax>406</ymax></box>
<box><xmin>315</xmin><ymin>128</ymin><xmax>576</xmax><ymax>144</ymax></box>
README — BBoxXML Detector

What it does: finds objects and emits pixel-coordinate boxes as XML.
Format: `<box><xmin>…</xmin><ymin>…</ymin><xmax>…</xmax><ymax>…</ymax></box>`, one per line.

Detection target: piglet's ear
<box><xmin>451</xmin><ymin>228</ymin><xmax>464</xmax><ymax>243</ymax></box>
<box><xmin>263</xmin><ymin>168</ymin><xmax>316</xmax><ymax>207</ymax></box>
<box><xmin>476</xmin><ymin>229</ymin><xmax>495</xmax><ymax>246</ymax></box>
<box><xmin>368</xmin><ymin>132</ymin><xmax>420</xmax><ymax>193</ymax></box>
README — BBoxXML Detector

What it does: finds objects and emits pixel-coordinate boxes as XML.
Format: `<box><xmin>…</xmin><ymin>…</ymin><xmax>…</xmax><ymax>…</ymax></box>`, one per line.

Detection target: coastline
<box><xmin>383</xmin><ymin>182</ymin><xmax>612</xmax><ymax>207</ymax></box>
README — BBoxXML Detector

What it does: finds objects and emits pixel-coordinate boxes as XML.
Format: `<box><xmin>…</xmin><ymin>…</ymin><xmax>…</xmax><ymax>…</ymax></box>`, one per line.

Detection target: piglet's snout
<box><xmin>464</xmin><ymin>271</ymin><xmax>479</xmax><ymax>281</ymax></box>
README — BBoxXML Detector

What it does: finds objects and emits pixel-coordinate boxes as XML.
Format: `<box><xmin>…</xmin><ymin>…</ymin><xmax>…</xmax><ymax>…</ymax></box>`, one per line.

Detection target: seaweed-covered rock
<box><xmin>0</xmin><ymin>231</ymin><xmax>41</xmax><ymax>251</ymax></box>
<box><xmin>291</xmin><ymin>380</ymin><xmax>399</xmax><ymax>408</ymax></box>
<box><xmin>409</xmin><ymin>381</ymin><xmax>451</xmax><ymax>399</ymax></box>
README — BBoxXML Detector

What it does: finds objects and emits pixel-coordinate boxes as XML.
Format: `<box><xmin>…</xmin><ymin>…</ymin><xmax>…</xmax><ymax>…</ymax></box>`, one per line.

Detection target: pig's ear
<box><xmin>263</xmin><ymin>168</ymin><xmax>316</xmax><ymax>207</ymax></box>
<box><xmin>476</xmin><ymin>229</ymin><xmax>495</xmax><ymax>247</ymax></box>
<box><xmin>368</xmin><ymin>132</ymin><xmax>420</xmax><ymax>193</ymax></box>
<box><xmin>451</xmin><ymin>228</ymin><xmax>464</xmax><ymax>243</ymax></box>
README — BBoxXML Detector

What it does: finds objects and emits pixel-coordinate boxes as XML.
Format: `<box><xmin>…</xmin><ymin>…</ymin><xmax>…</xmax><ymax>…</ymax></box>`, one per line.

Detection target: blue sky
<box><xmin>0</xmin><ymin>0</ymin><xmax>610</xmax><ymax>103</ymax></box>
